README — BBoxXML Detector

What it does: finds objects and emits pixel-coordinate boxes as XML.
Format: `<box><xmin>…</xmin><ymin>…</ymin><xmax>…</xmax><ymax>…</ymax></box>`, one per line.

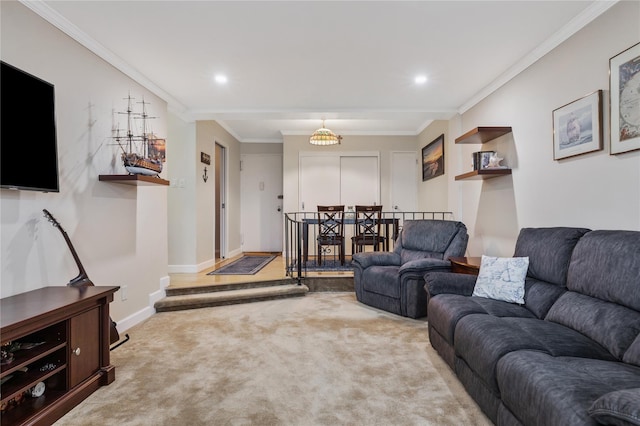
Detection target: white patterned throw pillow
<box><xmin>472</xmin><ymin>255</ymin><xmax>530</xmax><ymax>304</ymax></box>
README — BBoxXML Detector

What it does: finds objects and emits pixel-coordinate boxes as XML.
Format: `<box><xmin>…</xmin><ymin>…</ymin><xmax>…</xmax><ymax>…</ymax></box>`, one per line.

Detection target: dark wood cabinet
<box><xmin>1</xmin><ymin>286</ymin><xmax>118</xmax><ymax>426</ymax></box>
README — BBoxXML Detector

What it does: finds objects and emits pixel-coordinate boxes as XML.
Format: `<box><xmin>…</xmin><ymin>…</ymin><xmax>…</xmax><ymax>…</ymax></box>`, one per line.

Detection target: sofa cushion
<box><xmin>566</xmin><ymin>230</ymin><xmax>640</xmax><ymax>312</ymax></box>
<box><xmin>455</xmin><ymin>315</ymin><xmax>617</xmax><ymax>393</ymax></box>
<box><xmin>400</xmin><ymin>248</ymin><xmax>442</xmax><ymax>264</ymax></box>
<box><xmin>588</xmin><ymin>388</ymin><xmax>640</xmax><ymax>426</ymax></box>
<box><xmin>428</xmin><ymin>294</ymin><xmax>535</xmax><ymax>346</ymax></box>
<box><xmin>472</xmin><ymin>255</ymin><xmax>529</xmax><ymax>304</ymax></box>
<box><xmin>513</xmin><ymin>227</ymin><xmax>590</xmax><ymax>286</ymax></box>
<box><xmin>400</xmin><ymin>220</ymin><xmax>464</xmax><ymax>253</ymax></box>
<box><xmin>497</xmin><ymin>351</ymin><xmax>640</xmax><ymax>426</ymax></box>
<box><xmin>546</xmin><ymin>291</ymin><xmax>640</xmax><ymax>360</ymax></box>
<box><xmin>523</xmin><ymin>277</ymin><xmax>567</xmax><ymax>319</ymax></box>
<box><xmin>625</xmin><ymin>334</ymin><xmax>640</xmax><ymax>367</ymax></box>
<box><xmin>362</xmin><ymin>265</ymin><xmax>400</xmax><ymax>298</ymax></box>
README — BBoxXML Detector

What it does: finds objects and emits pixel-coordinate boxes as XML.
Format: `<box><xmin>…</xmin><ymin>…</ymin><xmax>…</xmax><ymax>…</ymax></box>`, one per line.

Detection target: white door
<box><xmin>391</xmin><ymin>151</ymin><xmax>418</xmax><ymax>213</ymax></box>
<box><xmin>241</xmin><ymin>154</ymin><xmax>283</xmax><ymax>252</ymax></box>
<box><xmin>340</xmin><ymin>156</ymin><xmax>379</xmax><ymax>207</ymax></box>
<box><xmin>299</xmin><ymin>155</ymin><xmax>340</xmax><ymax>212</ymax></box>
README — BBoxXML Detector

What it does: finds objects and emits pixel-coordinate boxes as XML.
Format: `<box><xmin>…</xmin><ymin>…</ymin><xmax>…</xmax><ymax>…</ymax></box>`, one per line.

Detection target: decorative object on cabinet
<box><xmin>1</xmin><ymin>286</ymin><xmax>118</xmax><ymax>426</ymax></box>
<box><xmin>422</xmin><ymin>133</ymin><xmax>445</xmax><ymax>181</ymax></box>
<box><xmin>455</xmin><ymin>127</ymin><xmax>512</xmax><ymax>180</ymax></box>
<box><xmin>553</xmin><ymin>90</ymin><xmax>603</xmax><ymax>160</ymax></box>
<box><xmin>610</xmin><ymin>42</ymin><xmax>640</xmax><ymax>155</ymax></box>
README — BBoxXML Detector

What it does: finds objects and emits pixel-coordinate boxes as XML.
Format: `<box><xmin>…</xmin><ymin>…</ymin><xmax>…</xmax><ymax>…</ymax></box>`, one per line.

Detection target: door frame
<box><xmin>390</xmin><ymin>150</ymin><xmax>418</xmax><ymax>213</ymax></box>
<box><xmin>215</xmin><ymin>142</ymin><xmax>227</xmax><ymax>259</ymax></box>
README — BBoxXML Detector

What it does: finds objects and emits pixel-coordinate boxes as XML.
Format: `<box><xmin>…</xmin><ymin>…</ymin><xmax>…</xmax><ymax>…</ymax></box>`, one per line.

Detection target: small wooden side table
<box><xmin>449</xmin><ymin>257</ymin><xmax>482</xmax><ymax>275</ymax></box>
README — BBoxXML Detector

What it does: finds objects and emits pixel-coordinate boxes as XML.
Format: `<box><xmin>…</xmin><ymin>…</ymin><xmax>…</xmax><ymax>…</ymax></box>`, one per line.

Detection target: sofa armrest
<box><xmin>424</xmin><ymin>271</ymin><xmax>476</xmax><ymax>297</ymax></box>
<box><xmin>589</xmin><ymin>388</ymin><xmax>640</xmax><ymax>426</ymax></box>
<box><xmin>352</xmin><ymin>252</ymin><xmax>401</xmax><ymax>269</ymax></box>
<box><xmin>399</xmin><ymin>258</ymin><xmax>451</xmax><ymax>276</ymax></box>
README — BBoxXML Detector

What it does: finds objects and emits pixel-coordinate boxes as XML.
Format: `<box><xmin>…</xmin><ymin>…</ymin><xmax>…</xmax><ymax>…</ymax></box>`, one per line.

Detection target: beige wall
<box><xmin>0</xmin><ymin>1</ymin><xmax>169</xmax><ymax>329</ymax></box>
<box><xmin>417</xmin><ymin>120</ymin><xmax>451</xmax><ymax>212</ymax></box>
<box><xmin>196</xmin><ymin>121</ymin><xmax>242</xmax><ymax>261</ymax></box>
<box><xmin>453</xmin><ymin>1</ymin><xmax>640</xmax><ymax>256</ymax></box>
<box><xmin>282</xmin><ymin>135</ymin><xmax>418</xmax><ymax>214</ymax></box>
<box><xmin>241</xmin><ymin>143</ymin><xmax>283</xmax><ymax>155</ymax></box>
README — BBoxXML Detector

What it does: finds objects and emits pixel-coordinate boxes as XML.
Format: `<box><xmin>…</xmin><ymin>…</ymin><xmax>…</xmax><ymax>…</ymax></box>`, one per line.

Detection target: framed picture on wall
<box><xmin>422</xmin><ymin>133</ymin><xmax>445</xmax><ymax>181</ymax></box>
<box><xmin>148</xmin><ymin>136</ymin><xmax>166</xmax><ymax>162</ymax></box>
<box><xmin>552</xmin><ymin>90</ymin><xmax>603</xmax><ymax>160</ymax></box>
<box><xmin>610</xmin><ymin>42</ymin><xmax>640</xmax><ymax>155</ymax></box>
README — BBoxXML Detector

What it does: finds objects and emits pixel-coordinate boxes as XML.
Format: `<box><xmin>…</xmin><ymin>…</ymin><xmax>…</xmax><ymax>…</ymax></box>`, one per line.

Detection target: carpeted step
<box><xmin>155</xmin><ymin>284</ymin><xmax>309</xmax><ymax>312</ymax></box>
<box><xmin>165</xmin><ymin>279</ymin><xmax>293</xmax><ymax>297</ymax></box>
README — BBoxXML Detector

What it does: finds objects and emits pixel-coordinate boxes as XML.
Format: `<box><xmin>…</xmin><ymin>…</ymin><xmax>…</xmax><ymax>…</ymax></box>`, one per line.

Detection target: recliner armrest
<box><xmin>424</xmin><ymin>271</ymin><xmax>476</xmax><ymax>297</ymax></box>
<box><xmin>352</xmin><ymin>252</ymin><xmax>401</xmax><ymax>269</ymax></box>
<box><xmin>399</xmin><ymin>258</ymin><xmax>451</xmax><ymax>276</ymax></box>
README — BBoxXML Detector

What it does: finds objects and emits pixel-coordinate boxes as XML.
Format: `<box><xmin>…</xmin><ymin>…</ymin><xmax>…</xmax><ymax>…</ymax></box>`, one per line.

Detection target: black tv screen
<box><xmin>1</xmin><ymin>61</ymin><xmax>60</xmax><ymax>192</ymax></box>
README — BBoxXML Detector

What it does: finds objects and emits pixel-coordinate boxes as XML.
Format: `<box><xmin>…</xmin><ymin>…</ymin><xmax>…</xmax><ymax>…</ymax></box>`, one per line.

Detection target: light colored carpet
<box><xmin>55</xmin><ymin>293</ymin><xmax>491</xmax><ymax>426</ymax></box>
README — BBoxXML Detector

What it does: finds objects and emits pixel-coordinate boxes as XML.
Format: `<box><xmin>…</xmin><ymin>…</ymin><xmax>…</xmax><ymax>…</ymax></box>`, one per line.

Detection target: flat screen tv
<box><xmin>1</xmin><ymin>61</ymin><xmax>60</xmax><ymax>192</ymax></box>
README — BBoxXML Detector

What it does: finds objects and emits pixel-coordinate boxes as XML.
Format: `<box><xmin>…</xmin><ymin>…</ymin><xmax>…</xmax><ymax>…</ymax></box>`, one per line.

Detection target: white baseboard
<box><xmin>115</xmin><ymin>275</ymin><xmax>169</xmax><ymax>334</ymax></box>
<box><xmin>227</xmin><ymin>248</ymin><xmax>242</xmax><ymax>259</ymax></box>
<box><xmin>168</xmin><ymin>264</ymin><xmax>198</xmax><ymax>273</ymax></box>
<box><xmin>115</xmin><ymin>305</ymin><xmax>154</xmax><ymax>334</ymax></box>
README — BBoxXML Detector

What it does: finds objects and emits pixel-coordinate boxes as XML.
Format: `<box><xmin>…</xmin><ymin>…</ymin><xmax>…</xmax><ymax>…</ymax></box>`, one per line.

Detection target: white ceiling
<box><xmin>29</xmin><ymin>1</ymin><xmax>615</xmax><ymax>142</ymax></box>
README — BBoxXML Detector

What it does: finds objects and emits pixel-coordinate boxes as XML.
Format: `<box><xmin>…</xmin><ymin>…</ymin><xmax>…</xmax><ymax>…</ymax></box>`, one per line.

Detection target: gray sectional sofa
<box><xmin>425</xmin><ymin>227</ymin><xmax>640</xmax><ymax>426</ymax></box>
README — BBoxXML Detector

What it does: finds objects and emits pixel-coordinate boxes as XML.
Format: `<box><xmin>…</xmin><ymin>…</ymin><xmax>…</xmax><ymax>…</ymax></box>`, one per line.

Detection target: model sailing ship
<box><xmin>114</xmin><ymin>94</ymin><xmax>163</xmax><ymax>176</ymax></box>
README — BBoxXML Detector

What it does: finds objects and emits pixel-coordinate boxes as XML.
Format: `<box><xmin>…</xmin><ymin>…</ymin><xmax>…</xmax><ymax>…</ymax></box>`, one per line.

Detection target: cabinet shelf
<box><xmin>455</xmin><ymin>126</ymin><xmax>513</xmax><ymax>180</ymax></box>
<box><xmin>98</xmin><ymin>174</ymin><xmax>169</xmax><ymax>186</ymax></box>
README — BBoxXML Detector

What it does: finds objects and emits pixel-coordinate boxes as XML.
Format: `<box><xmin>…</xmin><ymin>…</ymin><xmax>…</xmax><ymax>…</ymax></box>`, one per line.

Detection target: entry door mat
<box><xmin>208</xmin><ymin>255</ymin><xmax>276</xmax><ymax>275</ymax></box>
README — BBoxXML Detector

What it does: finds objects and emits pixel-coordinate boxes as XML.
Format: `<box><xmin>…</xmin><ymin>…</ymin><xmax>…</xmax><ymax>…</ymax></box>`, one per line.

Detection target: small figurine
<box><xmin>488</xmin><ymin>154</ymin><xmax>504</xmax><ymax>168</ymax></box>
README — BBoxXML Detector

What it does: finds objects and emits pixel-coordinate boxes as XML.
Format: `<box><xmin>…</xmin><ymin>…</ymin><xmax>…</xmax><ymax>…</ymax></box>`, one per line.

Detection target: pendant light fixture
<box><xmin>309</xmin><ymin>119</ymin><xmax>342</xmax><ymax>145</ymax></box>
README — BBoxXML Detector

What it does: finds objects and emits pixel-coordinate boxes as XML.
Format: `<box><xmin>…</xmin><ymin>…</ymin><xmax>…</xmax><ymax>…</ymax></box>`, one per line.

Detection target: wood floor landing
<box><xmin>158</xmin><ymin>254</ymin><xmax>354</xmax><ymax>312</ymax></box>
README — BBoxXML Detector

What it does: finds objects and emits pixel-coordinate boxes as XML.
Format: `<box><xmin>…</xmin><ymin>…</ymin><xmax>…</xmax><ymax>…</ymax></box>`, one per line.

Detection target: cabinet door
<box><xmin>68</xmin><ymin>308</ymin><xmax>100</xmax><ymax>388</ymax></box>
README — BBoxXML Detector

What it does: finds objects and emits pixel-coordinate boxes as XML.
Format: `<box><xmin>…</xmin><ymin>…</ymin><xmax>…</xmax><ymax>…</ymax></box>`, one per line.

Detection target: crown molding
<box><xmin>458</xmin><ymin>0</ymin><xmax>619</xmax><ymax>114</ymax></box>
<box><xmin>19</xmin><ymin>0</ymin><xmax>188</xmax><ymax>114</ymax></box>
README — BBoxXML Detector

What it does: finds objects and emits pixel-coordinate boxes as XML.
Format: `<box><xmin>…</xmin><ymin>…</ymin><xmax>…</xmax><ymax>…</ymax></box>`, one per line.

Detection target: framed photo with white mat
<box><xmin>552</xmin><ymin>90</ymin><xmax>603</xmax><ymax>160</ymax></box>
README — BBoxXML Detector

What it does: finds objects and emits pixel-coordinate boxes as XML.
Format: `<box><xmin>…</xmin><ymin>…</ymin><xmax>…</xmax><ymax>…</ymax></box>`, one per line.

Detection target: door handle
<box><xmin>394</xmin><ymin>206</ymin><xmax>399</xmax><ymax>210</ymax></box>
<box><xmin>277</xmin><ymin>206</ymin><xmax>281</xmax><ymax>212</ymax></box>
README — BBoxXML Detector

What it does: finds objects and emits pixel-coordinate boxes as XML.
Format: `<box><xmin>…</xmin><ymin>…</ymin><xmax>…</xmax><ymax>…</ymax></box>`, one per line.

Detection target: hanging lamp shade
<box><xmin>310</xmin><ymin>120</ymin><xmax>341</xmax><ymax>145</ymax></box>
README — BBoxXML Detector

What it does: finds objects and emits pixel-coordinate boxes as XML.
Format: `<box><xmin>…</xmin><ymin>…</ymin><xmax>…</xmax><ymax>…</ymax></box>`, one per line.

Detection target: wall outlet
<box><xmin>121</xmin><ymin>285</ymin><xmax>128</xmax><ymax>301</ymax></box>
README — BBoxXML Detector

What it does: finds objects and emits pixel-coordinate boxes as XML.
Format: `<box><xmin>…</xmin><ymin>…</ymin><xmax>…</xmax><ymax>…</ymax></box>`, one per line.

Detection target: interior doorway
<box><xmin>240</xmin><ymin>154</ymin><xmax>283</xmax><ymax>252</ymax></box>
<box><xmin>215</xmin><ymin>143</ymin><xmax>226</xmax><ymax>259</ymax></box>
<box><xmin>391</xmin><ymin>151</ymin><xmax>418</xmax><ymax>212</ymax></box>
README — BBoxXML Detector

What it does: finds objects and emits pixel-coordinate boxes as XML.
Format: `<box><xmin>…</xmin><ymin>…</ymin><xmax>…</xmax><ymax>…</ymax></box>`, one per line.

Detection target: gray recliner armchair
<box><xmin>352</xmin><ymin>220</ymin><xmax>468</xmax><ymax>319</ymax></box>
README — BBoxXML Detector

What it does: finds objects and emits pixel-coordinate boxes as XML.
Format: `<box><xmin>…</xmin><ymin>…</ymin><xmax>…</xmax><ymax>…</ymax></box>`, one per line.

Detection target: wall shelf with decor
<box><xmin>455</xmin><ymin>126</ymin><xmax>513</xmax><ymax>180</ymax></box>
<box><xmin>98</xmin><ymin>174</ymin><xmax>169</xmax><ymax>186</ymax></box>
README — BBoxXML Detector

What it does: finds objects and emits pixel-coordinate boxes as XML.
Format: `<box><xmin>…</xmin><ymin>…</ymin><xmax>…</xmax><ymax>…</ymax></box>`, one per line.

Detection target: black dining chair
<box><xmin>317</xmin><ymin>205</ymin><xmax>345</xmax><ymax>266</ymax></box>
<box><xmin>351</xmin><ymin>205</ymin><xmax>385</xmax><ymax>254</ymax></box>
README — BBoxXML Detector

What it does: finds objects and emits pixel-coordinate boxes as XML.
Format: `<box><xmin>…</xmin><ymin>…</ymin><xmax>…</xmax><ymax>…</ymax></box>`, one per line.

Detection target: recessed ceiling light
<box><xmin>214</xmin><ymin>74</ymin><xmax>228</xmax><ymax>84</ymax></box>
<box><xmin>415</xmin><ymin>75</ymin><xmax>428</xmax><ymax>84</ymax></box>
